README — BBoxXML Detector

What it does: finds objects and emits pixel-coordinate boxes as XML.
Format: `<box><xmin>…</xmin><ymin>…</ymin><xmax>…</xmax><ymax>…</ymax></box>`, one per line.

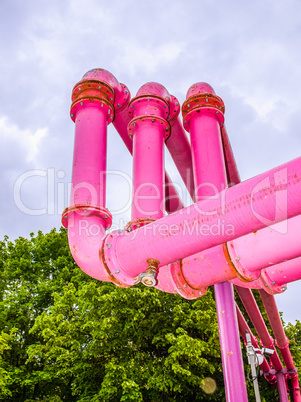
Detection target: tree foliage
<box><xmin>0</xmin><ymin>228</ymin><xmax>299</xmax><ymax>401</ymax></box>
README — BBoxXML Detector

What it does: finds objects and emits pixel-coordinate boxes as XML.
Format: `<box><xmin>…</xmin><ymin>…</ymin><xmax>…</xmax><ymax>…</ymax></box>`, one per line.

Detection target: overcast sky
<box><xmin>0</xmin><ymin>0</ymin><xmax>300</xmax><ymax>323</ymax></box>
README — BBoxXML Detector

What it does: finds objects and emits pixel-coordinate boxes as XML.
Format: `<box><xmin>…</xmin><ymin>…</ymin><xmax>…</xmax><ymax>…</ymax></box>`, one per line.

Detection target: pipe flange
<box><xmin>72</xmin><ymin>79</ymin><xmax>114</xmax><ymax>104</ymax></box>
<box><xmin>258</xmin><ymin>269</ymin><xmax>287</xmax><ymax>295</ymax></box>
<box><xmin>62</xmin><ymin>204</ymin><xmax>112</xmax><ymax>229</ymax></box>
<box><xmin>128</xmin><ymin>95</ymin><xmax>169</xmax><ymax>120</ymax></box>
<box><xmin>224</xmin><ymin>242</ymin><xmax>261</xmax><ymax>283</ymax></box>
<box><xmin>100</xmin><ymin>230</ymin><xmax>136</xmax><ymax>287</ymax></box>
<box><xmin>167</xmin><ymin>95</ymin><xmax>180</xmax><ymax>123</ymax></box>
<box><xmin>124</xmin><ymin>217</ymin><xmax>155</xmax><ymax>232</ymax></box>
<box><xmin>182</xmin><ymin>93</ymin><xmax>225</xmax><ymax>131</ymax></box>
<box><xmin>115</xmin><ymin>83</ymin><xmax>131</xmax><ymax>112</ymax></box>
<box><xmin>170</xmin><ymin>260</ymin><xmax>207</xmax><ymax>300</ymax></box>
<box><xmin>128</xmin><ymin>116</ymin><xmax>171</xmax><ymax>140</ymax></box>
<box><xmin>275</xmin><ymin>337</ymin><xmax>290</xmax><ymax>350</ymax></box>
<box><xmin>70</xmin><ymin>98</ymin><xmax>114</xmax><ymax>123</ymax></box>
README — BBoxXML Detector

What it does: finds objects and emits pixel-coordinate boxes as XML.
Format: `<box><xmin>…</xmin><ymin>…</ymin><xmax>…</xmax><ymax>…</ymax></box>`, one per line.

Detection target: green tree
<box><xmin>0</xmin><ymin>228</ymin><xmax>299</xmax><ymax>401</ymax></box>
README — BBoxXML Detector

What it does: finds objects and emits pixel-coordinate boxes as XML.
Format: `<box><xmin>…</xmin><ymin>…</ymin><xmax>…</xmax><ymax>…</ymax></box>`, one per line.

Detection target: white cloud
<box><xmin>112</xmin><ymin>39</ymin><xmax>184</xmax><ymax>77</ymax></box>
<box><xmin>0</xmin><ymin>116</ymin><xmax>48</xmax><ymax>163</ymax></box>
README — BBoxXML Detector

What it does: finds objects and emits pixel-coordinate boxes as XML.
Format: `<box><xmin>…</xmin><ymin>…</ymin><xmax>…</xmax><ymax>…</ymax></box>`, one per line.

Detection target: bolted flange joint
<box><xmin>62</xmin><ymin>204</ymin><xmax>112</xmax><ymax>229</ymax></box>
<box><xmin>124</xmin><ymin>217</ymin><xmax>155</xmax><ymax>232</ymax></box>
<box><xmin>182</xmin><ymin>82</ymin><xmax>225</xmax><ymax>132</ymax></box>
<box><xmin>70</xmin><ymin>79</ymin><xmax>115</xmax><ymax>123</ymax></box>
<box><xmin>70</xmin><ymin>68</ymin><xmax>131</xmax><ymax>123</ymax></box>
<box><xmin>258</xmin><ymin>269</ymin><xmax>287</xmax><ymax>295</ymax></box>
<box><xmin>82</xmin><ymin>68</ymin><xmax>131</xmax><ymax>112</ymax></box>
<box><xmin>170</xmin><ymin>260</ymin><xmax>207</xmax><ymax>299</ymax></box>
<box><xmin>224</xmin><ymin>242</ymin><xmax>261</xmax><ymax>283</ymax></box>
<box><xmin>128</xmin><ymin>82</ymin><xmax>173</xmax><ymax>140</ymax></box>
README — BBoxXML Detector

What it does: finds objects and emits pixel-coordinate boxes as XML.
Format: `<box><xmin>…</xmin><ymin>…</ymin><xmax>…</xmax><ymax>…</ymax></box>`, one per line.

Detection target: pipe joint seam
<box><xmin>182</xmin><ymin>93</ymin><xmax>225</xmax><ymax>131</ymax></box>
<box><xmin>259</xmin><ymin>269</ymin><xmax>287</xmax><ymax>295</ymax></box>
<box><xmin>224</xmin><ymin>242</ymin><xmax>261</xmax><ymax>283</ymax></box>
<box><xmin>128</xmin><ymin>116</ymin><xmax>170</xmax><ymax>140</ymax></box>
<box><xmin>71</xmin><ymin>80</ymin><xmax>115</xmax><ymax>122</ymax></box>
<box><xmin>62</xmin><ymin>204</ymin><xmax>112</xmax><ymax>229</ymax></box>
<box><xmin>170</xmin><ymin>260</ymin><xmax>207</xmax><ymax>299</ymax></box>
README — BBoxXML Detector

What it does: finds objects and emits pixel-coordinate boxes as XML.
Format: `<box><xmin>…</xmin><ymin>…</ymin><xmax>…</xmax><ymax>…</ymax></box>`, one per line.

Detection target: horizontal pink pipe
<box><xmin>182</xmin><ymin>214</ymin><xmax>301</xmax><ymax>290</ymax></box>
<box><xmin>235</xmin><ymin>286</ymin><xmax>283</xmax><ymax>371</ymax></box>
<box><xmin>104</xmin><ymin>157</ymin><xmax>301</xmax><ymax>277</ymax></box>
<box><xmin>267</xmin><ymin>256</ymin><xmax>301</xmax><ymax>286</ymax></box>
<box><xmin>71</xmin><ymin>107</ymin><xmax>107</xmax><ymax>206</ymax></box>
<box><xmin>230</xmin><ymin>215</ymin><xmax>301</xmax><ymax>273</ymax></box>
<box><xmin>236</xmin><ymin>305</ymin><xmax>276</xmax><ymax>383</ymax></box>
<box><xmin>167</xmin><ymin>117</ymin><xmax>195</xmax><ymax>200</ymax></box>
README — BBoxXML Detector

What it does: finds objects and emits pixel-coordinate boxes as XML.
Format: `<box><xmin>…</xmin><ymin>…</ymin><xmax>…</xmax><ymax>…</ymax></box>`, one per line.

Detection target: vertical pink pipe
<box><xmin>132</xmin><ymin>121</ymin><xmax>164</xmax><ymax>220</ymax></box>
<box><xmin>190</xmin><ymin>113</ymin><xmax>226</xmax><ymax>198</ymax></box>
<box><xmin>62</xmin><ymin>72</ymin><xmax>114</xmax><ymax>281</ymax></box>
<box><xmin>183</xmin><ymin>82</ymin><xmax>248</xmax><ymax>401</ymax></box>
<box><xmin>129</xmin><ymin>83</ymin><xmax>171</xmax><ymax>221</ymax></box>
<box><xmin>71</xmin><ymin>107</ymin><xmax>107</xmax><ymax>207</ymax></box>
<box><xmin>113</xmin><ymin>92</ymin><xmax>184</xmax><ymax>214</ymax></box>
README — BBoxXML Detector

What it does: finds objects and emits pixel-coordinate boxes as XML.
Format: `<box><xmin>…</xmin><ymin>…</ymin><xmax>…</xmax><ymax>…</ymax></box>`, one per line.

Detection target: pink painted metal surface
<box><xmin>103</xmin><ymin>156</ymin><xmax>301</xmax><ymax>278</ymax></box>
<box><xmin>63</xmin><ymin>69</ymin><xmax>301</xmax><ymax>400</ymax></box>
<box><xmin>215</xmin><ymin>283</ymin><xmax>248</xmax><ymax>401</ymax></box>
<box><xmin>267</xmin><ymin>256</ymin><xmax>301</xmax><ymax>286</ymax></box>
<box><xmin>129</xmin><ymin>83</ymin><xmax>168</xmax><ymax>220</ymax></box>
<box><xmin>184</xmin><ymin>82</ymin><xmax>248</xmax><ymax>401</ymax></box>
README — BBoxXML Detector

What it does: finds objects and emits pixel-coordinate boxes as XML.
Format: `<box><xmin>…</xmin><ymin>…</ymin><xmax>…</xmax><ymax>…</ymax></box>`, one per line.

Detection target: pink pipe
<box><xmin>62</xmin><ymin>70</ymin><xmax>115</xmax><ymax>281</ymax></box>
<box><xmin>132</xmin><ymin>120</ymin><xmax>164</xmax><ymax>219</ymax></box>
<box><xmin>130</xmin><ymin>83</ymin><xmax>167</xmax><ymax>221</ymax></box>
<box><xmin>190</xmin><ymin>114</ymin><xmax>226</xmax><ymax>198</ymax></box>
<box><xmin>102</xmin><ymin>156</ymin><xmax>301</xmax><ymax>278</ymax></box>
<box><xmin>215</xmin><ymin>283</ymin><xmax>248</xmax><ymax>401</ymax></box>
<box><xmin>70</xmin><ymin>107</ymin><xmax>107</xmax><ymax>207</ymax></box>
<box><xmin>80</xmin><ymin>69</ymin><xmax>183</xmax><ymax>214</ymax></box>
<box><xmin>113</xmin><ymin>103</ymin><xmax>184</xmax><ymax>213</ymax></box>
<box><xmin>236</xmin><ymin>305</ymin><xmax>277</xmax><ymax>384</ymax></box>
<box><xmin>183</xmin><ymin>82</ymin><xmax>247</xmax><ymax>401</ymax></box>
<box><xmin>259</xmin><ymin>291</ymin><xmax>301</xmax><ymax>401</ymax></box>
<box><xmin>229</xmin><ymin>215</ymin><xmax>301</xmax><ymax>273</ymax></box>
<box><xmin>180</xmin><ymin>213</ymin><xmax>301</xmax><ymax>293</ymax></box>
<box><xmin>112</xmin><ymin>83</ymin><xmax>184</xmax><ymax>214</ymax></box>
<box><xmin>267</xmin><ymin>256</ymin><xmax>301</xmax><ymax>286</ymax></box>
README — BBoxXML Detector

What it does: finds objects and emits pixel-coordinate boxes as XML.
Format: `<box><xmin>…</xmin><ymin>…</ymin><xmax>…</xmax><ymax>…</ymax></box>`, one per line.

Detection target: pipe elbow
<box><xmin>62</xmin><ymin>210</ymin><xmax>112</xmax><ymax>282</ymax></box>
<box><xmin>186</xmin><ymin>82</ymin><xmax>216</xmax><ymax>98</ymax></box>
<box><xmin>133</xmin><ymin>82</ymin><xmax>180</xmax><ymax>122</ymax></box>
<box><xmin>80</xmin><ymin>68</ymin><xmax>130</xmax><ymax>112</ymax></box>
